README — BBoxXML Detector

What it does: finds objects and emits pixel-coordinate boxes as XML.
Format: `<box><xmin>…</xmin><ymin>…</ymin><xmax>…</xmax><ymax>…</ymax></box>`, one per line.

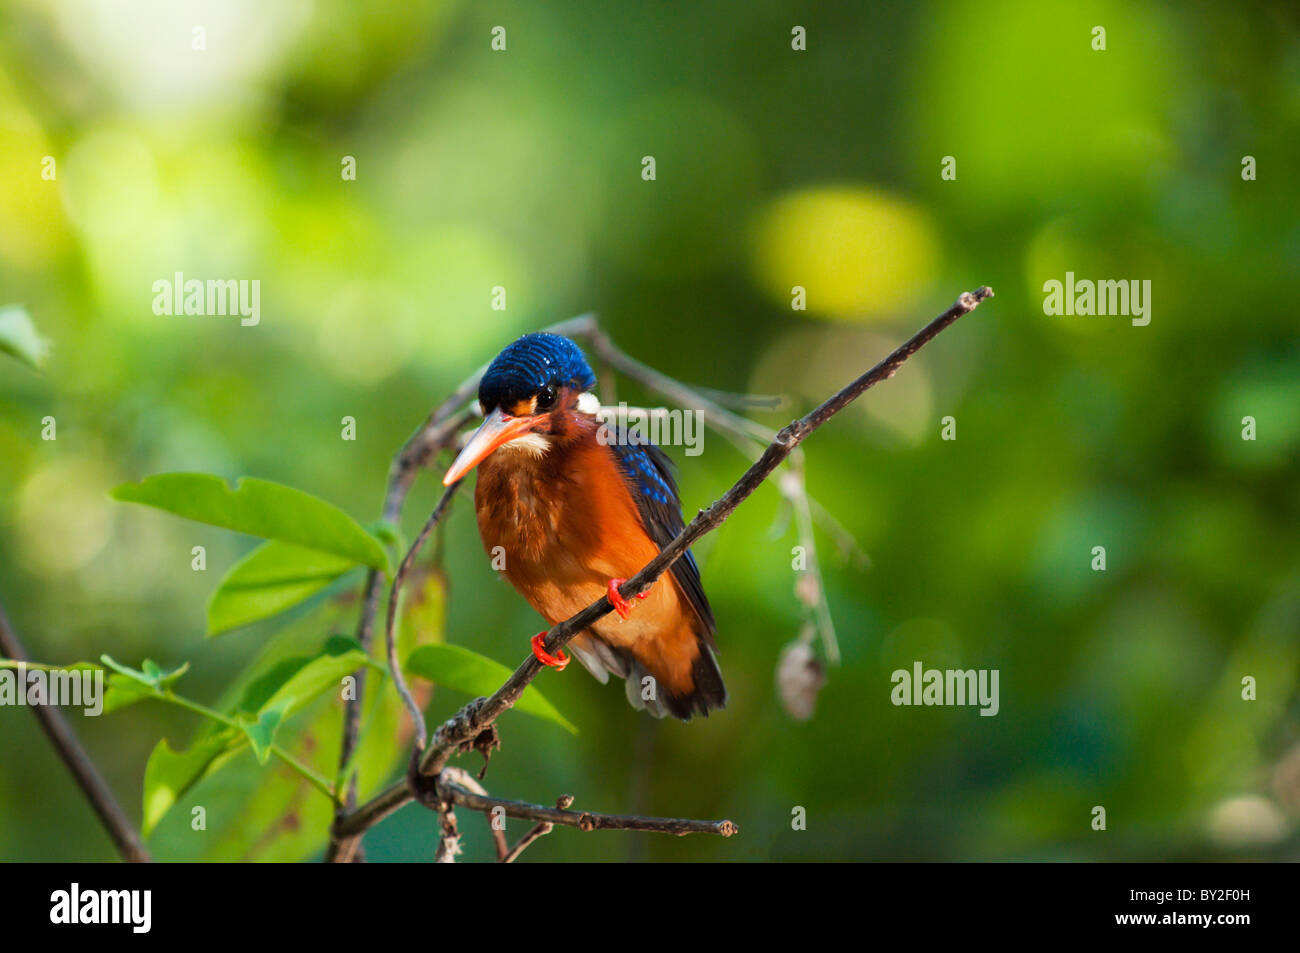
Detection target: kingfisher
<box><xmin>442</xmin><ymin>332</ymin><xmax>726</xmax><ymax>720</ymax></box>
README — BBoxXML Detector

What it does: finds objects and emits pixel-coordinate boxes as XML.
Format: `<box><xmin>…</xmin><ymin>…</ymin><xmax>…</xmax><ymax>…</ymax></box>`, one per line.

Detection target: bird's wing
<box><xmin>608</xmin><ymin>436</ymin><xmax>717</xmax><ymax>644</ymax></box>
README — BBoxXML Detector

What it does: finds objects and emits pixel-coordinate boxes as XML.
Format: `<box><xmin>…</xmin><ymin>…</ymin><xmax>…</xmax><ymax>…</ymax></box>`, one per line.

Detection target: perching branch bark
<box><xmin>579</xmin><ymin>318</ymin><xmax>862</xmax><ymax>661</ymax></box>
<box><xmin>500</xmin><ymin>794</ymin><xmax>572</xmax><ymax>863</ymax></box>
<box><xmin>437</xmin><ymin>781</ymin><xmax>739</xmax><ymax>838</ymax></box>
<box><xmin>0</xmin><ymin>598</ymin><xmax>151</xmax><ymax>863</ymax></box>
<box><xmin>330</xmin><ymin>286</ymin><xmax>993</xmax><ymax>855</ymax></box>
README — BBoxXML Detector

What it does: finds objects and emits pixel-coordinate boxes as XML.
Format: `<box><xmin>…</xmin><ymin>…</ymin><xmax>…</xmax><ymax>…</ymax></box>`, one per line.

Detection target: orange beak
<box><xmin>443</xmin><ymin>408</ymin><xmax>541</xmax><ymax>485</ymax></box>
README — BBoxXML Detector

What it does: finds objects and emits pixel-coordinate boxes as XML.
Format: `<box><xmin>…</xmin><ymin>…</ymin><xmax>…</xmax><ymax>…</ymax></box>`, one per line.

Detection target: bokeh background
<box><xmin>2</xmin><ymin>0</ymin><xmax>1299</xmax><ymax>862</ymax></box>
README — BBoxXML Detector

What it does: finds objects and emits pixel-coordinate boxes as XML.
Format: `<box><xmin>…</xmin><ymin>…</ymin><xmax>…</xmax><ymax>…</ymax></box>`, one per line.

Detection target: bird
<box><xmin>442</xmin><ymin>332</ymin><xmax>726</xmax><ymax>720</ymax></box>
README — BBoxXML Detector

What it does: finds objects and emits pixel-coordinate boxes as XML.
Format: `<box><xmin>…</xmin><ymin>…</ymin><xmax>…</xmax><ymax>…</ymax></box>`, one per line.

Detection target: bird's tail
<box><xmin>569</xmin><ymin>631</ymin><xmax>728</xmax><ymax>721</ymax></box>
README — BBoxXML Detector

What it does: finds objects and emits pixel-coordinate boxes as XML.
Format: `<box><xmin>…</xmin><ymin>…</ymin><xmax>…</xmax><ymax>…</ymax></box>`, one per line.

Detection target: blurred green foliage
<box><xmin>1</xmin><ymin>0</ymin><xmax>1298</xmax><ymax>861</ymax></box>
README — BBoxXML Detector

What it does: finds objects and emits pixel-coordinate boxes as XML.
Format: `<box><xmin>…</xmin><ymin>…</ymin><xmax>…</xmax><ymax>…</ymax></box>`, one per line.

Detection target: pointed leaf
<box><xmin>103</xmin><ymin>674</ymin><xmax>155</xmax><ymax>714</ymax></box>
<box><xmin>110</xmin><ymin>474</ymin><xmax>389</xmax><ymax>572</ymax></box>
<box><xmin>142</xmin><ymin>733</ymin><xmax>237</xmax><ymax>836</ymax></box>
<box><xmin>406</xmin><ymin>644</ymin><xmax>576</xmax><ymax>734</ymax></box>
<box><xmin>155</xmin><ymin>661</ymin><xmax>190</xmax><ymax>689</ymax></box>
<box><xmin>99</xmin><ymin>655</ymin><xmax>188</xmax><ymax>690</ymax></box>
<box><xmin>241</xmin><ymin>698</ymin><xmax>292</xmax><ymax>764</ymax></box>
<box><xmin>258</xmin><ymin>645</ymin><xmax>371</xmax><ymax>721</ymax></box>
<box><xmin>0</xmin><ymin>305</ymin><xmax>49</xmax><ymax>370</ymax></box>
<box><xmin>206</xmin><ymin>540</ymin><xmax>357</xmax><ymax>637</ymax></box>
<box><xmin>100</xmin><ymin>654</ymin><xmax>153</xmax><ymax>685</ymax></box>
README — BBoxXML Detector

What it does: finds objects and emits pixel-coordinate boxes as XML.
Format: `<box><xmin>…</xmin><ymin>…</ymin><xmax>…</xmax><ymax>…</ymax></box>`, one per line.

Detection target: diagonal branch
<box><xmin>575</xmin><ymin>323</ymin><xmax>856</xmax><ymax>661</ymax></box>
<box><xmin>0</xmin><ymin>598</ymin><xmax>151</xmax><ymax>863</ymax></box>
<box><xmin>333</xmin><ymin>286</ymin><xmax>992</xmax><ymax>845</ymax></box>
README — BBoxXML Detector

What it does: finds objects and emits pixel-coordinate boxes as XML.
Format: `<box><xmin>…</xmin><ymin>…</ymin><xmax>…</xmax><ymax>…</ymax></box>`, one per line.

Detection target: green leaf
<box><xmin>367</xmin><ymin>519</ymin><xmax>403</xmax><ymax>551</ymax></box>
<box><xmin>230</xmin><ymin>656</ymin><xmax>315</xmax><ymax>717</ymax></box>
<box><xmin>0</xmin><ymin>305</ymin><xmax>50</xmax><ymax>370</ymax></box>
<box><xmin>99</xmin><ymin>655</ymin><xmax>151</xmax><ymax>684</ymax></box>
<box><xmin>99</xmin><ymin>655</ymin><xmax>188</xmax><ymax>690</ymax></box>
<box><xmin>110</xmin><ymin>473</ymin><xmax>389</xmax><ymax>572</ymax></box>
<box><xmin>241</xmin><ymin>698</ymin><xmax>291</xmax><ymax>764</ymax></box>
<box><xmin>137</xmin><ymin>635</ymin><xmax>362</xmax><ymax>837</ymax></box>
<box><xmin>102</xmin><ymin>675</ymin><xmax>154</xmax><ymax>714</ymax></box>
<box><xmin>142</xmin><ymin>733</ymin><xmax>237</xmax><ymax>836</ymax></box>
<box><xmin>257</xmin><ymin>645</ymin><xmax>371</xmax><ymax>722</ymax></box>
<box><xmin>145</xmin><ymin>573</ymin><xmax>447</xmax><ymax>861</ymax></box>
<box><xmin>322</xmin><ymin>634</ymin><xmax>364</xmax><ymax>656</ymax></box>
<box><xmin>206</xmin><ymin>540</ymin><xmax>357</xmax><ymax>637</ymax></box>
<box><xmin>0</xmin><ymin>659</ymin><xmax>148</xmax><ymax>714</ymax></box>
<box><xmin>157</xmin><ymin>664</ymin><xmax>188</xmax><ymax>689</ymax></box>
<box><xmin>98</xmin><ymin>657</ymin><xmax>189</xmax><ymax>713</ymax></box>
<box><xmin>406</xmin><ymin>644</ymin><xmax>577</xmax><ymax>734</ymax></box>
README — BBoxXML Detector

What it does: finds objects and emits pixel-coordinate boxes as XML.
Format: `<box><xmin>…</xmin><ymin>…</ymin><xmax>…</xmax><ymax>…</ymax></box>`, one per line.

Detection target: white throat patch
<box><xmin>500</xmin><ymin>432</ymin><xmax>551</xmax><ymax>459</ymax></box>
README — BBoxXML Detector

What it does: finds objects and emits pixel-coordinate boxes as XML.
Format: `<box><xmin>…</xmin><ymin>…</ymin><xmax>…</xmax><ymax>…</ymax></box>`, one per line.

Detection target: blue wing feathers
<box><xmin>608</xmin><ymin>436</ymin><xmax>717</xmax><ymax>642</ymax></box>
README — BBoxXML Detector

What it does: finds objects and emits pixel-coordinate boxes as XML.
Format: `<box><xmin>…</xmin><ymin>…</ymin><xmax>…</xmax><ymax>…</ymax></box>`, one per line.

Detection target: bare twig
<box><xmin>439</xmin><ymin>766</ymin><xmax>509</xmax><ymax>860</ymax></box>
<box><xmin>441</xmin><ymin>781</ymin><xmax>737</xmax><ymax>839</ymax></box>
<box><xmin>0</xmin><ymin>598</ymin><xmax>151</xmax><ymax>863</ymax></box>
<box><xmin>433</xmin><ymin>806</ymin><xmax>461</xmax><ymax>863</ymax></box>
<box><xmin>501</xmin><ymin>794</ymin><xmax>573</xmax><ymax>862</ymax></box>
<box><xmin>334</xmin><ymin>286</ymin><xmax>992</xmax><ymax>845</ymax></box>
<box><xmin>781</xmin><ymin>462</ymin><xmax>839</xmax><ymax>663</ymax></box>
<box><xmin>387</xmin><ymin>482</ymin><xmax>462</xmax><ymax>773</ymax></box>
<box><xmin>691</xmin><ymin>385</ymin><xmax>787</xmax><ymax>411</ymax></box>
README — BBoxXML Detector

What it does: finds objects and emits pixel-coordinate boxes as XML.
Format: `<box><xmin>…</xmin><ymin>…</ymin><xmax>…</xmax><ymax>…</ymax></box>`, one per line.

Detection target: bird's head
<box><xmin>443</xmin><ymin>332</ymin><xmax>599</xmax><ymax>485</ymax></box>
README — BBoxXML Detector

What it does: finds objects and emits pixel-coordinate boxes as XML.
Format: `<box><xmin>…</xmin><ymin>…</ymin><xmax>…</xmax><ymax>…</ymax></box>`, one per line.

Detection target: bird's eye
<box><xmin>536</xmin><ymin>384</ymin><xmax>558</xmax><ymax>411</ymax></box>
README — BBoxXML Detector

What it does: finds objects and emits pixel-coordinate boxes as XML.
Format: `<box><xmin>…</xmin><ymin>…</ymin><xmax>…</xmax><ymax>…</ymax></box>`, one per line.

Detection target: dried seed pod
<box><xmin>776</xmin><ymin>638</ymin><xmax>826</xmax><ymax>721</ymax></box>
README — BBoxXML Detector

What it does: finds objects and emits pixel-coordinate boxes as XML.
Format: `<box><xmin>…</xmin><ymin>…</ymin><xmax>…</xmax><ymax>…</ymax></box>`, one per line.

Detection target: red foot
<box><xmin>607</xmin><ymin>578</ymin><xmax>649</xmax><ymax>620</ymax></box>
<box><xmin>531</xmin><ymin>632</ymin><xmax>569</xmax><ymax>671</ymax></box>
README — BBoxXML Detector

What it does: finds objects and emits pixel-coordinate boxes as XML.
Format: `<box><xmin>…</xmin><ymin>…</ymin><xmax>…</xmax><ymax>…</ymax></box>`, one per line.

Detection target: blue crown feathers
<box><xmin>478</xmin><ymin>333</ymin><xmax>596</xmax><ymax>411</ymax></box>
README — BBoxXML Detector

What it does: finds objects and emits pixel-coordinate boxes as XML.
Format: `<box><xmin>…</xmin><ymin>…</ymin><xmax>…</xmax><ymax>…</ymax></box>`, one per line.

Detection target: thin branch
<box><xmin>501</xmin><ymin>794</ymin><xmax>573</xmax><ymax>862</ymax></box>
<box><xmin>578</xmin><ymin>323</ymin><xmax>773</xmax><ymax>450</ymax></box>
<box><xmin>441</xmin><ymin>766</ymin><xmax>510</xmax><ymax>860</ymax></box>
<box><xmin>387</xmin><ymin>482</ymin><xmax>461</xmax><ymax>771</ymax></box>
<box><xmin>433</xmin><ymin>805</ymin><xmax>461</xmax><ymax>863</ymax></box>
<box><xmin>781</xmin><ymin>461</ymin><xmax>839</xmax><ymax>663</ymax></box>
<box><xmin>440</xmin><ymin>781</ymin><xmax>738</xmax><ymax>839</ymax></box>
<box><xmin>578</xmin><ymin>325</ymin><xmax>849</xmax><ymax>661</ymax></box>
<box><xmin>807</xmin><ymin>493</ymin><xmax>871</xmax><ymax>569</ymax></box>
<box><xmin>334</xmin><ymin>286</ymin><xmax>992</xmax><ymax>843</ymax></box>
<box><xmin>0</xmin><ymin>598</ymin><xmax>151</xmax><ymax>863</ymax></box>
<box><xmin>691</xmin><ymin>385</ymin><xmax>787</xmax><ymax>411</ymax></box>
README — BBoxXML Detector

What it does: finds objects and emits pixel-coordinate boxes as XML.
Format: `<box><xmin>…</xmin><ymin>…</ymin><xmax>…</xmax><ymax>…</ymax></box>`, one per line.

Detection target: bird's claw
<box><xmin>531</xmin><ymin>632</ymin><xmax>569</xmax><ymax>670</ymax></box>
<box><xmin>607</xmin><ymin>578</ymin><xmax>649</xmax><ymax>620</ymax></box>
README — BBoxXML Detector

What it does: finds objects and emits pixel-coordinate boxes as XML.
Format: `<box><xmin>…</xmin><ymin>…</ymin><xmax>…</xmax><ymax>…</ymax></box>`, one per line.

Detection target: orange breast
<box><xmin>473</xmin><ymin>426</ymin><xmax>702</xmax><ymax>696</ymax></box>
